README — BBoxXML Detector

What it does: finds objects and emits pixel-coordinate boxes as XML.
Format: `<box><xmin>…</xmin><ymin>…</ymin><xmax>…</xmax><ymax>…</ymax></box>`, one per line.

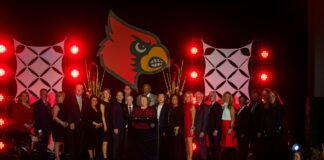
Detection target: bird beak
<box><xmin>141</xmin><ymin>46</ymin><xmax>169</xmax><ymax>72</ymax></box>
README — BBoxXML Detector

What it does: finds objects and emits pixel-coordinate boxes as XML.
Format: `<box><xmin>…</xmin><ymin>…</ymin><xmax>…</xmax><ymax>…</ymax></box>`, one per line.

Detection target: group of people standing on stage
<box><xmin>7</xmin><ymin>82</ymin><xmax>285</xmax><ymax>160</ymax></box>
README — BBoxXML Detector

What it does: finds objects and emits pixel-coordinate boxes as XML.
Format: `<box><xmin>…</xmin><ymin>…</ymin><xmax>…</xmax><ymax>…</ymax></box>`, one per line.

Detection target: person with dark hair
<box><xmin>84</xmin><ymin>96</ymin><xmax>102</xmax><ymax>159</ymax></box>
<box><xmin>123</xmin><ymin>95</ymin><xmax>135</xmax><ymax>159</ymax></box>
<box><xmin>235</xmin><ymin>95</ymin><xmax>250</xmax><ymax>160</ymax></box>
<box><xmin>32</xmin><ymin>88</ymin><xmax>52</xmax><ymax>160</ymax></box>
<box><xmin>154</xmin><ymin>93</ymin><xmax>171</xmax><ymax>160</ymax></box>
<box><xmin>169</xmin><ymin>94</ymin><xmax>185</xmax><ymax>160</ymax></box>
<box><xmin>248</xmin><ymin>89</ymin><xmax>262</xmax><ymax>158</ymax></box>
<box><xmin>123</xmin><ymin>84</ymin><xmax>134</xmax><ymax>104</ymax></box>
<box><xmin>52</xmin><ymin>91</ymin><xmax>68</xmax><ymax>160</ymax></box>
<box><xmin>194</xmin><ymin>91</ymin><xmax>209</xmax><ymax>160</ymax></box>
<box><xmin>207</xmin><ymin>91</ymin><xmax>223</xmax><ymax>160</ymax></box>
<box><xmin>65</xmin><ymin>84</ymin><xmax>89</xmax><ymax>160</ymax></box>
<box><xmin>111</xmin><ymin>91</ymin><xmax>125</xmax><ymax>160</ymax></box>
<box><xmin>100</xmin><ymin>88</ymin><xmax>111</xmax><ymax>160</ymax></box>
<box><xmin>136</xmin><ymin>83</ymin><xmax>157</xmax><ymax>107</ymax></box>
<box><xmin>131</xmin><ymin>95</ymin><xmax>157</xmax><ymax>160</ymax></box>
<box><xmin>10</xmin><ymin>91</ymin><xmax>33</xmax><ymax>155</ymax></box>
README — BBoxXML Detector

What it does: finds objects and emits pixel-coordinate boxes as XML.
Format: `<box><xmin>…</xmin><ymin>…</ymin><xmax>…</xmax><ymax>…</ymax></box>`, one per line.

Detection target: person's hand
<box><xmin>24</xmin><ymin>123</ymin><xmax>32</xmax><ymax>129</ymax></box>
<box><xmin>62</xmin><ymin>122</ymin><xmax>69</xmax><ymax>128</ymax></box>
<box><xmin>227</xmin><ymin>128</ymin><xmax>232</xmax><ymax>134</ymax></box>
<box><xmin>257</xmin><ymin>132</ymin><xmax>262</xmax><ymax>138</ymax></box>
<box><xmin>213</xmin><ymin>130</ymin><xmax>218</xmax><ymax>136</ymax></box>
<box><xmin>114</xmin><ymin>129</ymin><xmax>119</xmax><ymax>135</ymax></box>
<box><xmin>70</xmin><ymin>123</ymin><xmax>75</xmax><ymax>130</ymax></box>
<box><xmin>104</xmin><ymin>126</ymin><xmax>108</xmax><ymax>132</ymax></box>
<box><xmin>240</xmin><ymin>133</ymin><xmax>245</xmax><ymax>138</ymax></box>
<box><xmin>38</xmin><ymin>130</ymin><xmax>43</xmax><ymax>137</ymax></box>
<box><xmin>199</xmin><ymin>132</ymin><xmax>205</xmax><ymax>138</ymax></box>
<box><xmin>174</xmin><ymin>127</ymin><xmax>179</xmax><ymax>136</ymax></box>
<box><xmin>190</xmin><ymin>128</ymin><xmax>195</xmax><ymax>136</ymax></box>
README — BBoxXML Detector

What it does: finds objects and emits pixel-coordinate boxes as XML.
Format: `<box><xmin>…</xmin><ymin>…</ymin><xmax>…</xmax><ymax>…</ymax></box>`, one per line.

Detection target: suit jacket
<box><xmin>66</xmin><ymin>94</ymin><xmax>89</xmax><ymax>129</ymax></box>
<box><xmin>235</xmin><ymin>106</ymin><xmax>250</xmax><ymax>136</ymax></box>
<box><xmin>32</xmin><ymin>99</ymin><xmax>52</xmax><ymax>133</ymax></box>
<box><xmin>154</xmin><ymin>103</ymin><xmax>171</xmax><ymax>130</ymax></box>
<box><xmin>110</xmin><ymin>101</ymin><xmax>126</xmax><ymax>130</ymax></box>
<box><xmin>207</xmin><ymin>101</ymin><xmax>223</xmax><ymax>134</ymax></box>
<box><xmin>194</xmin><ymin>102</ymin><xmax>209</xmax><ymax>135</ymax></box>
<box><xmin>123</xmin><ymin>102</ymin><xmax>136</xmax><ymax>125</ymax></box>
<box><xmin>136</xmin><ymin>93</ymin><xmax>157</xmax><ymax>107</ymax></box>
<box><xmin>248</xmin><ymin>100</ymin><xmax>263</xmax><ymax>136</ymax></box>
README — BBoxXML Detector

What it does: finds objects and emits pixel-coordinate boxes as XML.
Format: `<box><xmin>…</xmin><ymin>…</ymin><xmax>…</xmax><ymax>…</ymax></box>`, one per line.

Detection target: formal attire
<box><xmin>169</xmin><ymin>106</ymin><xmax>185</xmax><ymax>160</ymax></box>
<box><xmin>248</xmin><ymin>100</ymin><xmax>263</xmax><ymax>159</ymax></box>
<box><xmin>136</xmin><ymin>93</ymin><xmax>157</xmax><ymax>107</ymax></box>
<box><xmin>155</xmin><ymin>103</ymin><xmax>171</xmax><ymax>160</ymax></box>
<box><xmin>123</xmin><ymin>102</ymin><xmax>136</xmax><ymax>160</ymax></box>
<box><xmin>32</xmin><ymin>99</ymin><xmax>52</xmax><ymax>160</ymax></box>
<box><xmin>206</xmin><ymin>101</ymin><xmax>223</xmax><ymax>159</ymax></box>
<box><xmin>131</xmin><ymin>106</ymin><xmax>157</xmax><ymax>160</ymax></box>
<box><xmin>66</xmin><ymin>95</ymin><xmax>89</xmax><ymax>160</ymax></box>
<box><xmin>10</xmin><ymin>103</ymin><xmax>33</xmax><ymax>149</ymax></box>
<box><xmin>111</xmin><ymin>101</ymin><xmax>126</xmax><ymax>160</ymax></box>
<box><xmin>52</xmin><ymin>103</ymin><xmax>67</xmax><ymax>142</ymax></box>
<box><xmin>84</xmin><ymin>106</ymin><xmax>102</xmax><ymax>150</ymax></box>
<box><xmin>220</xmin><ymin>103</ymin><xmax>237</xmax><ymax>148</ymax></box>
<box><xmin>194</xmin><ymin>102</ymin><xmax>209</xmax><ymax>160</ymax></box>
<box><xmin>235</xmin><ymin>105</ymin><xmax>250</xmax><ymax>160</ymax></box>
<box><xmin>101</xmin><ymin>101</ymin><xmax>111</xmax><ymax>142</ymax></box>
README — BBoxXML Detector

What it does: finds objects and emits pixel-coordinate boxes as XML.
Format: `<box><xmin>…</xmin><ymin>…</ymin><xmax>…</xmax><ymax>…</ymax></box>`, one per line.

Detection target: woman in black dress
<box><xmin>52</xmin><ymin>91</ymin><xmax>68</xmax><ymax>160</ymax></box>
<box><xmin>169</xmin><ymin>94</ymin><xmax>185</xmax><ymax>160</ymax></box>
<box><xmin>85</xmin><ymin>95</ymin><xmax>103</xmax><ymax>159</ymax></box>
<box><xmin>100</xmin><ymin>88</ymin><xmax>111</xmax><ymax>160</ymax></box>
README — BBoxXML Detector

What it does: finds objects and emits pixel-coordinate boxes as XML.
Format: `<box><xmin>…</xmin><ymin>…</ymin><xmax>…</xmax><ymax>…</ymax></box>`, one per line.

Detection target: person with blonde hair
<box><xmin>52</xmin><ymin>91</ymin><xmax>68</xmax><ymax>160</ymax></box>
<box><xmin>183</xmin><ymin>91</ymin><xmax>196</xmax><ymax>160</ymax></box>
<box><xmin>99</xmin><ymin>88</ymin><xmax>111</xmax><ymax>160</ymax></box>
<box><xmin>220</xmin><ymin>91</ymin><xmax>237</xmax><ymax>149</ymax></box>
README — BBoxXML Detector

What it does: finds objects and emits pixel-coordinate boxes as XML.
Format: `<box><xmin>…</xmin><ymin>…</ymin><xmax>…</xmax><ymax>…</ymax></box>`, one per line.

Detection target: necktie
<box><xmin>128</xmin><ymin>106</ymin><xmax>132</xmax><ymax>115</ymax></box>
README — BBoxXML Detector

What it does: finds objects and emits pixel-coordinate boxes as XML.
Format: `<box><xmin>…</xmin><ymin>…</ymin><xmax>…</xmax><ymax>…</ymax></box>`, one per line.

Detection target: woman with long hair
<box><xmin>183</xmin><ymin>91</ymin><xmax>196</xmax><ymax>160</ymax></box>
<box><xmin>100</xmin><ymin>88</ymin><xmax>111</xmax><ymax>160</ymax></box>
<box><xmin>220</xmin><ymin>91</ymin><xmax>237</xmax><ymax>148</ymax></box>
<box><xmin>10</xmin><ymin>91</ymin><xmax>34</xmax><ymax>153</ymax></box>
<box><xmin>169</xmin><ymin>94</ymin><xmax>185</xmax><ymax>160</ymax></box>
<box><xmin>52</xmin><ymin>91</ymin><xmax>68</xmax><ymax>160</ymax></box>
<box><xmin>85</xmin><ymin>96</ymin><xmax>103</xmax><ymax>159</ymax></box>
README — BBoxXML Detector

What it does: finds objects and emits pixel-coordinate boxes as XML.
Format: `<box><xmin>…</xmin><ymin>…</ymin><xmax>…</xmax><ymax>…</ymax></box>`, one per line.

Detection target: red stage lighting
<box><xmin>190</xmin><ymin>47</ymin><xmax>198</xmax><ymax>55</ymax></box>
<box><xmin>70</xmin><ymin>45</ymin><xmax>79</xmax><ymax>55</ymax></box>
<box><xmin>0</xmin><ymin>94</ymin><xmax>3</xmax><ymax>102</ymax></box>
<box><xmin>260</xmin><ymin>73</ymin><xmax>268</xmax><ymax>81</ymax></box>
<box><xmin>193</xmin><ymin>143</ymin><xmax>197</xmax><ymax>151</ymax></box>
<box><xmin>261</xmin><ymin>50</ymin><xmax>269</xmax><ymax>59</ymax></box>
<box><xmin>0</xmin><ymin>118</ymin><xmax>4</xmax><ymax>127</ymax></box>
<box><xmin>190</xmin><ymin>71</ymin><xmax>198</xmax><ymax>79</ymax></box>
<box><xmin>0</xmin><ymin>68</ymin><xmax>5</xmax><ymax>77</ymax></box>
<box><xmin>71</xmin><ymin>69</ymin><xmax>80</xmax><ymax>78</ymax></box>
<box><xmin>0</xmin><ymin>44</ymin><xmax>6</xmax><ymax>54</ymax></box>
<box><xmin>0</xmin><ymin>141</ymin><xmax>4</xmax><ymax>150</ymax></box>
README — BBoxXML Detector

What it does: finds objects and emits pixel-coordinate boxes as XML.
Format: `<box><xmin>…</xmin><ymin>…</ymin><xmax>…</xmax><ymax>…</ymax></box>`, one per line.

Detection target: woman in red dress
<box><xmin>220</xmin><ymin>91</ymin><xmax>237</xmax><ymax>149</ymax></box>
<box><xmin>10</xmin><ymin>91</ymin><xmax>34</xmax><ymax>151</ymax></box>
<box><xmin>183</xmin><ymin>91</ymin><xmax>196</xmax><ymax>160</ymax></box>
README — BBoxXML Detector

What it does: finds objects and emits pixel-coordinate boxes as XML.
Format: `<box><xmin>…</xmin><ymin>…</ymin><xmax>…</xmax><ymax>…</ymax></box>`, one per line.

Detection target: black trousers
<box><xmin>37</xmin><ymin>131</ymin><xmax>50</xmax><ymax>160</ymax></box>
<box><xmin>65</xmin><ymin>129</ymin><xmax>86</xmax><ymax>160</ymax></box>
<box><xmin>207</xmin><ymin>132</ymin><xmax>221</xmax><ymax>160</ymax></box>
<box><xmin>112</xmin><ymin>130</ymin><xmax>124</xmax><ymax>160</ymax></box>
<box><xmin>237</xmin><ymin>135</ymin><xmax>249</xmax><ymax>160</ymax></box>
<box><xmin>158</xmin><ymin>129</ymin><xmax>170</xmax><ymax>160</ymax></box>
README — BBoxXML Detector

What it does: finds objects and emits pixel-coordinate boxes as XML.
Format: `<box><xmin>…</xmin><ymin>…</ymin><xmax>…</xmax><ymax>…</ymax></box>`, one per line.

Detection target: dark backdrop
<box><xmin>0</xmin><ymin>0</ymin><xmax>307</xmax><ymax>144</ymax></box>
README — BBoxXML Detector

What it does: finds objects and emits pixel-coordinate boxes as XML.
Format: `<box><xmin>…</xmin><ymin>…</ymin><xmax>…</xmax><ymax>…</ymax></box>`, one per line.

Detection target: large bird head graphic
<box><xmin>98</xmin><ymin>11</ymin><xmax>170</xmax><ymax>90</ymax></box>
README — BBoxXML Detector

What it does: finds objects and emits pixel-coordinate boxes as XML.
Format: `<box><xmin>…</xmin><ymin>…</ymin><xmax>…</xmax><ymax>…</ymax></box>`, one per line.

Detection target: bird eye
<box><xmin>135</xmin><ymin>42</ymin><xmax>147</xmax><ymax>53</ymax></box>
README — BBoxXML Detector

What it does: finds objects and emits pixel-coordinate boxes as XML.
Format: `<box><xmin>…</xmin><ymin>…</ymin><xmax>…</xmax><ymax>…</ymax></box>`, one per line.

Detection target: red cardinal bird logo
<box><xmin>98</xmin><ymin>11</ymin><xmax>170</xmax><ymax>90</ymax></box>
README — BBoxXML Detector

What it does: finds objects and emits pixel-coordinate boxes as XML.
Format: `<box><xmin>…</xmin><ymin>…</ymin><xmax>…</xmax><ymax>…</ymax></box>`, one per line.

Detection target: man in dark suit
<box><xmin>136</xmin><ymin>83</ymin><xmax>157</xmax><ymax>107</ymax></box>
<box><xmin>111</xmin><ymin>91</ymin><xmax>125</xmax><ymax>160</ymax></box>
<box><xmin>154</xmin><ymin>93</ymin><xmax>171</xmax><ymax>160</ymax></box>
<box><xmin>248</xmin><ymin>89</ymin><xmax>263</xmax><ymax>158</ymax></box>
<box><xmin>65</xmin><ymin>84</ymin><xmax>89</xmax><ymax>160</ymax></box>
<box><xmin>235</xmin><ymin>95</ymin><xmax>251</xmax><ymax>160</ymax></box>
<box><xmin>123</xmin><ymin>95</ymin><xmax>135</xmax><ymax>159</ymax></box>
<box><xmin>194</xmin><ymin>91</ymin><xmax>209</xmax><ymax>160</ymax></box>
<box><xmin>32</xmin><ymin>88</ymin><xmax>52</xmax><ymax>160</ymax></box>
<box><xmin>207</xmin><ymin>91</ymin><xmax>223</xmax><ymax>160</ymax></box>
